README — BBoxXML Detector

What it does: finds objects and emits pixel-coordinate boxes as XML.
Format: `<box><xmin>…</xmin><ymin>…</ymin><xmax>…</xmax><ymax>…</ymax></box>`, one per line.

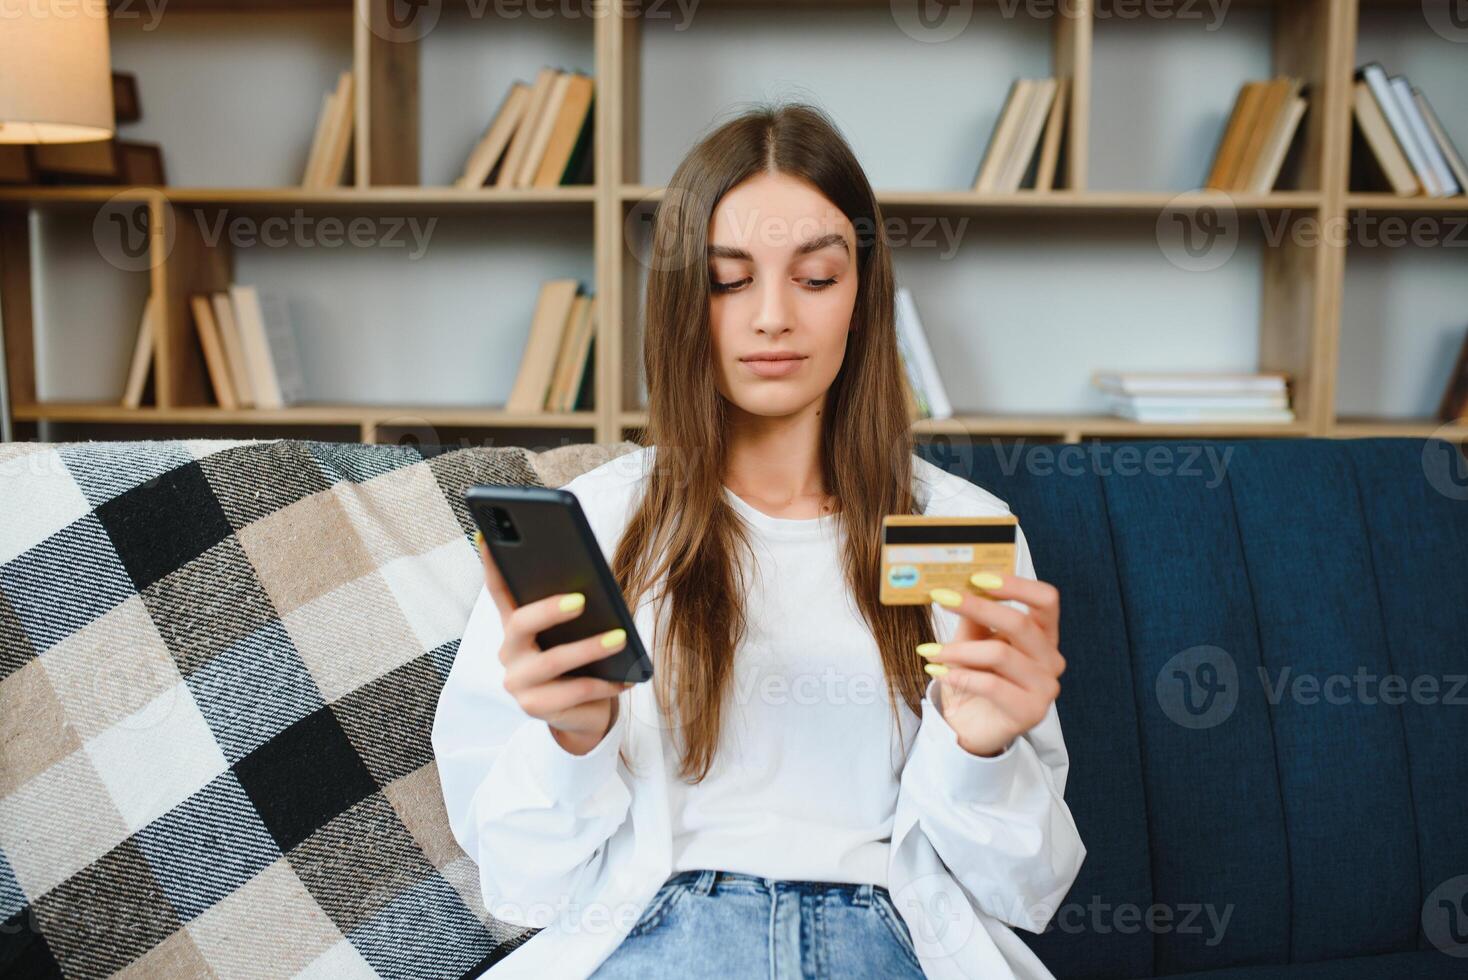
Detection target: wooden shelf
<box><xmin>14</xmin><ymin>402</ymin><xmax>596</xmax><ymax>429</ymax></box>
<box><xmin>1331</xmin><ymin>417</ymin><xmax>1468</xmax><ymax>439</ymax></box>
<box><xmin>0</xmin><ymin>187</ymin><xmax>597</xmax><ymax>208</ymax></box>
<box><xmin>621</xmin><ymin>186</ymin><xmax>1324</xmax><ymax>215</ymax></box>
<box><xmin>619</xmin><ymin>410</ymin><xmax>1313</xmax><ymax>441</ymax></box>
<box><xmin>1345</xmin><ymin>194</ymin><xmax>1468</xmax><ymax>214</ymax></box>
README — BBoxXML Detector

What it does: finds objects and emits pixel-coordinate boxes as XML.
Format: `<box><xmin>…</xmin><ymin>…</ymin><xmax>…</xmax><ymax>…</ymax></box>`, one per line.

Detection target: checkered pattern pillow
<box><xmin>0</xmin><ymin>437</ymin><xmax>561</xmax><ymax>978</ymax></box>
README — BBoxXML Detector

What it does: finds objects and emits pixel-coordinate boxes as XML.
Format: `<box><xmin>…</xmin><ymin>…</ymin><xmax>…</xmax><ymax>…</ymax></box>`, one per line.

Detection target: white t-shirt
<box><xmin>663</xmin><ymin>485</ymin><xmax>922</xmax><ymax>887</ymax></box>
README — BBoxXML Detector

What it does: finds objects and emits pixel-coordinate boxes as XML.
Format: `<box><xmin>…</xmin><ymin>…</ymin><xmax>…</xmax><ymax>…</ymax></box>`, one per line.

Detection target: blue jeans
<box><xmin>590</xmin><ymin>869</ymin><xmax>927</xmax><ymax>979</ymax></box>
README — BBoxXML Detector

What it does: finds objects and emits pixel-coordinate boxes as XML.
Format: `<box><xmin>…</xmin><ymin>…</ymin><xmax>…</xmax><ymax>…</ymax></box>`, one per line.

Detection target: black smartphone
<box><xmin>465</xmin><ymin>485</ymin><xmax>653</xmax><ymax>685</ymax></box>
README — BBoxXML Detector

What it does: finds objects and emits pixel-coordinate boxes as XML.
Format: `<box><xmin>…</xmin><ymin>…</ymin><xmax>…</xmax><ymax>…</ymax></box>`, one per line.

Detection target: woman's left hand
<box><xmin>924</xmin><ymin>574</ymin><xmax>1065</xmax><ymax>758</ymax></box>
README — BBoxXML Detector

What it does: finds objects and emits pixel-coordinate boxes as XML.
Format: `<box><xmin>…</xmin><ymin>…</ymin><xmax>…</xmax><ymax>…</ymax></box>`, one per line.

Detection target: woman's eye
<box><xmin>708</xmin><ymin>276</ymin><xmax>837</xmax><ymax>293</ymax></box>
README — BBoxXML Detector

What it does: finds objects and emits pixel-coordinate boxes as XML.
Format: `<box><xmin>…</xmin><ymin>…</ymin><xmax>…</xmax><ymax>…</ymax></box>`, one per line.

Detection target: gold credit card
<box><xmin>879</xmin><ymin>514</ymin><xmax>1018</xmax><ymax>605</ymax></box>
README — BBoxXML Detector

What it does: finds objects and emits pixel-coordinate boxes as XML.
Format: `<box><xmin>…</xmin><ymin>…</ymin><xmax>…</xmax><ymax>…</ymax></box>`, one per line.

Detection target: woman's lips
<box><xmin>740</xmin><ymin>356</ymin><xmax>807</xmax><ymax>378</ymax></box>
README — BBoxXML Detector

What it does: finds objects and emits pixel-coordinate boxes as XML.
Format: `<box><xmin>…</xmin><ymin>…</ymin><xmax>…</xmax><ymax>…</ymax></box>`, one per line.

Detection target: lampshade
<box><xmin>0</xmin><ymin>3</ymin><xmax>114</xmax><ymax>144</ymax></box>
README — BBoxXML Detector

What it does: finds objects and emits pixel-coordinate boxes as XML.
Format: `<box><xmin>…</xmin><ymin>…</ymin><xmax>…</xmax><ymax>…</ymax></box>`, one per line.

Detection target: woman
<box><xmin>432</xmin><ymin>102</ymin><xmax>1084</xmax><ymax>979</ymax></box>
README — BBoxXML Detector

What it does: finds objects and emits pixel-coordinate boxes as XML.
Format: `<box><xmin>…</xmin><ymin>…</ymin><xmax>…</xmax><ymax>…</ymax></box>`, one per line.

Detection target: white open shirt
<box><xmin>431</xmin><ymin>445</ymin><xmax>1085</xmax><ymax>978</ymax></box>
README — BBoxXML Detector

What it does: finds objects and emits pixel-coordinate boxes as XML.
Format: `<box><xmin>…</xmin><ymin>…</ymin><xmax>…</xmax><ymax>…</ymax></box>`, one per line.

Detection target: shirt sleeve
<box><xmin>431</xmin><ymin>581</ymin><xmax>633</xmax><ymax>926</ymax></box>
<box><xmin>889</xmin><ymin>520</ymin><xmax>1086</xmax><ymax>933</ymax></box>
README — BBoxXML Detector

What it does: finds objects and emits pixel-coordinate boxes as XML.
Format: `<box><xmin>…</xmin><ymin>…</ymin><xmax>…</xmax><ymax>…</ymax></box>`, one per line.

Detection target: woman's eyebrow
<box><xmin>707</xmin><ymin>233</ymin><xmax>850</xmax><ymax>261</ymax></box>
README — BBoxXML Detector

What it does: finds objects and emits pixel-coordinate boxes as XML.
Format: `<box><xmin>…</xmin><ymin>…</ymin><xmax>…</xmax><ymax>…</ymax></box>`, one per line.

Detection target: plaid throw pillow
<box><xmin>0</xmin><ymin>438</ymin><xmax>552</xmax><ymax>978</ymax></box>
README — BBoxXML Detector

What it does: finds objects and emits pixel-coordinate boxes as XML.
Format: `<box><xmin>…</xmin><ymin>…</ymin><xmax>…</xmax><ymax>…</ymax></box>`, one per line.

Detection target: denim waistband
<box><xmin>664</xmin><ymin>869</ymin><xmax>887</xmax><ymax>907</ymax></box>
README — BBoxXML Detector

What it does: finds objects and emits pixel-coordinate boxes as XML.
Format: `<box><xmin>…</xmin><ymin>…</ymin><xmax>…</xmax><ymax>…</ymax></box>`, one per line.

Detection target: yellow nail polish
<box><xmin>473</xmin><ymin>529</ymin><xmax>484</xmax><ymax>549</ymax></box>
<box><xmin>916</xmin><ymin>642</ymin><xmax>944</xmax><ymax>660</ymax></box>
<box><xmin>559</xmin><ymin>592</ymin><xmax>586</xmax><ymax>612</ymax></box>
<box><xmin>929</xmin><ymin>588</ymin><xmax>963</xmax><ymax>608</ymax></box>
<box><xmin>971</xmin><ymin>571</ymin><xmax>1003</xmax><ymax>591</ymax></box>
<box><xmin>600</xmin><ymin>628</ymin><xmax>627</xmax><ymax>649</ymax></box>
<box><xmin>924</xmin><ymin>663</ymin><xmax>950</xmax><ymax>677</ymax></box>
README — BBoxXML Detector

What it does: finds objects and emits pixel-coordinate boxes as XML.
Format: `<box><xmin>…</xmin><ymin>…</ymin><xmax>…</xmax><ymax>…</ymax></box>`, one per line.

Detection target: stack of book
<box><xmin>505</xmin><ymin>279</ymin><xmax>597</xmax><ymax>412</ymax></box>
<box><xmin>455</xmin><ymin>67</ymin><xmax>595</xmax><ymax>189</ymax></box>
<box><xmin>122</xmin><ymin>285</ymin><xmax>305</xmax><ymax>410</ymax></box>
<box><xmin>1092</xmin><ymin>371</ymin><xmax>1293</xmax><ymax>424</ymax></box>
<box><xmin>1204</xmin><ymin>77</ymin><xmax>1308</xmax><ymax>193</ymax></box>
<box><xmin>302</xmin><ymin>70</ymin><xmax>355</xmax><ymax>189</ymax></box>
<box><xmin>1352</xmin><ymin>62</ymin><xmax>1466</xmax><ymax>198</ymax></box>
<box><xmin>971</xmin><ymin>78</ymin><xmax>1070</xmax><ymax>194</ymax></box>
<box><xmin>894</xmin><ymin>286</ymin><xmax>952</xmax><ymax>423</ymax></box>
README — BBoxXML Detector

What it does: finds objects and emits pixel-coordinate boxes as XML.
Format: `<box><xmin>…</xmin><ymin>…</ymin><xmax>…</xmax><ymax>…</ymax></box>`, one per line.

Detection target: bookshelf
<box><xmin>1</xmin><ymin>0</ymin><xmax>1465</xmax><ymax>448</ymax></box>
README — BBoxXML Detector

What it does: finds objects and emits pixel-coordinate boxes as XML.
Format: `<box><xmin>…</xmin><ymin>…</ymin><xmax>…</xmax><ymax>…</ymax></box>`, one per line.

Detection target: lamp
<box><xmin>0</xmin><ymin>2</ymin><xmax>114</xmax><ymax>144</ymax></box>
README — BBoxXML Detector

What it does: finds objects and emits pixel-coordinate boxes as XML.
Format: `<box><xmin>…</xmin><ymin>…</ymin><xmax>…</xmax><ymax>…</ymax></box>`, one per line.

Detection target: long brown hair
<box><xmin>612</xmin><ymin>102</ymin><xmax>936</xmax><ymax>782</ymax></box>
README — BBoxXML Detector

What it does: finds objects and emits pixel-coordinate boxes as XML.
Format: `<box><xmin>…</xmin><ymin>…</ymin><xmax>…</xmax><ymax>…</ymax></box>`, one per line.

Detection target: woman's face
<box><xmin>706</xmin><ymin>172</ymin><xmax>858</xmax><ymax>421</ymax></box>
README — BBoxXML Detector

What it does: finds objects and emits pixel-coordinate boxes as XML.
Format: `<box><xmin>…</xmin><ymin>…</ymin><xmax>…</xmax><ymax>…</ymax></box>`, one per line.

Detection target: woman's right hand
<box><xmin>475</xmin><ymin>530</ymin><xmax>632</xmax><ymax>756</ymax></box>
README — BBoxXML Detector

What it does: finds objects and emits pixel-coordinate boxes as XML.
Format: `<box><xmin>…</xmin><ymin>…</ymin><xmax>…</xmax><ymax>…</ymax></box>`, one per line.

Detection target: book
<box><xmin>1233</xmin><ymin>77</ymin><xmax>1297</xmax><ymax>189</ymax></box>
<box><xmin>1092</xmin><ymin>370</ymin><xmax>1290</xmax><ymax>396</ymax></box>
<box><xmin>1358</xmin><ymin>63</ymin><xmax>1447</xmax><ymax>198</ymax></box>
<box><xmin>1389</xmin><ymin>74</ymin><xmax>1458</xmax><ymax>196</ymax></box>
<box><xmin>316</xmin><ymin>70</ymin><xmax>355</xmax><ymax>188</ymax></box>
<box><xmin>1413</xmin><ymin>89</ymin><xmax>1468</xmax><ymax>195</ymax></box>
<box><xmin>533</xmin><ymin>72</ymin><xmax>595</xmax><ymax>188</ymax></box>
<box><xmin>506</xmin><ymin>278</ymin><xmax>580</xmax><ymax>412</ymax></box>
<box><xmin>998</xmin><ymin>78</ymin><xmax>1057</xmax><ymax>193</ymax></box>
<box><xmin>1245</xmin><ymin>90</ymin><xmax>1306</xmax><ymax>193</ymax></box>
<box><xmin>189</xmin><ymin>294</ymin><xmax>239</xmax><ymax>410</ymax></box>
<box><xmin>894</xmin><ymin>334</ymin><xmax>931</xmax><ymax>421</ymax></box>
<box><xmin>894</xmin><ymin>287</ymin><xmax>952</xmax><ymax>420</ymax></box>
<box><xmin>1353</xmin><ymin>79</ymin><xmax>1421</xmax><ymax>196</ymax></box>
<box><xmin>229</xmin><ymin>285</ymin><xmax>306</xmax><ymax>409</ymax></box>
<box><xmin>1205</xmin><ymin>81</ymin><xmax>1266</xmax><ymax>190</ymax></box>
<box><xmin>516</xmin><ymin>71</ymin><xmax>572</xmax><ymax>189</ymax></box>
<box><xmin>1109</xmin><ymin>403</ymin><xmax>1295</xmax><ymax>424</ymax></box>
<box><xmin>210</xmin><ymin>292</ymin><xmax>256</xmax><ymax>408</ymax></box>
<box><xmin>1033</xmin><ymin>77</ymin><xmax>1069</xmax><ymax>193</ymax></box>
<box><xmin>1103</xmin><ymin>392</ymin><xmax>1289</xmax><ymax>411</ymax></box>
<box><xmin>973</xmin><ymin>80</ymin><xmax>1032</xmax><ymax>193</ymax></box>
<box><xmin>456</xmin><ymin>82</ymin><xmax>532</xmax><ymax>189</ymax></box>
<box><xmin>547</xmin><ymin>292</ymin><xmax>595</xmax><ymax>411</ymax></box>
<box><xmin>302</xmin><ymin>88</ymin><xmax>338</xmax><ymax>188</ymax></box>
<box><xmin>121</xmin><ymin>293</ymin><xmax>156</xmax><ymax>409</ymax></box>
<box><xmin>496</xmin><ymin>67</ymin><xmax>560</xmax><ymax>190</ymax></box>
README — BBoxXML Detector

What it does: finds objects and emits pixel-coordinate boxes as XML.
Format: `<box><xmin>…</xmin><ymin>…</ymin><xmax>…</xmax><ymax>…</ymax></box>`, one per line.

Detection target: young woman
<box><xmin>433</xmin><ymin>103</ymin><xmax>1084</xmax><ymax>979</ymax></box>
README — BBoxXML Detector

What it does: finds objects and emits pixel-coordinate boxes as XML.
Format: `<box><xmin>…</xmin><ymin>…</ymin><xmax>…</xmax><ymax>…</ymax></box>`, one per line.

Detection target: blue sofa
<box><xmin>915</xmin><ymin>437</ymin><xmax>1468</xmax><ymax>978</ymax></box>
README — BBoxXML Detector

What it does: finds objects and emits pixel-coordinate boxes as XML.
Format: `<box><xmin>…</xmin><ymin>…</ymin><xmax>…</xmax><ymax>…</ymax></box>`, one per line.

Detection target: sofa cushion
<box><xmin>0</xmin><ymin>438</ymin><xmax>547</xmax><ymax>978</ymax></box>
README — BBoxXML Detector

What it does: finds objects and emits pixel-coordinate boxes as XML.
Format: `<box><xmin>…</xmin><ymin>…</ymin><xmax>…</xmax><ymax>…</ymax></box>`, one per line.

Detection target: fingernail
<box><xmin>916</xmin><ymin>642</ymin><xmax>944</xmax><ymax>660</ymax></box>
<box><xmin>924</xmin><ymin>663</ymin><xmax>950</xmax><ymax>677</ymax></box>
<box><xmin>559</xmin><ymin>592</ymin><xmax>586</xmax><ymax>612</ymax></box>
<box><xmin>929</xmin><ymin>588</ymin><xmax>963</xmax><ymax>608</ymax></box>
<box><xmin>971</xmin><ymin>571</ymin><xmax>1003</xmax><ymax>591</ymax></box>
<box><xmin>473</xmin><ymin>529</ymin><xmax>484</xmax><ymax>549</ymax></box>
<box><xmin>600</xmin><ymin>628</ymin><xmax>626</xmax><ymax>649</ymax></box>
<box><xmin>622</xmin><ymin>681</ymin><xmax>635</xmax><ymax>689</ymax></box>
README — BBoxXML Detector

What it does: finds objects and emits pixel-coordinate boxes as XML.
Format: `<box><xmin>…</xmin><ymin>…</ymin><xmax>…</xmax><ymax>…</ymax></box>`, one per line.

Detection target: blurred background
<box><xmin>1</xmin><ymin>0</ymin><xmax>1464</xmax><ymax>452</ymax></box>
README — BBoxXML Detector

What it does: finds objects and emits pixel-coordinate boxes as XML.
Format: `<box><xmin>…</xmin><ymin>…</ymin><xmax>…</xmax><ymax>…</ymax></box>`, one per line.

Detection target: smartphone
<box><xmin>465</xmin><ymin>485</ymin><xmax>653</xmax><ymax>685</ymax></box>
